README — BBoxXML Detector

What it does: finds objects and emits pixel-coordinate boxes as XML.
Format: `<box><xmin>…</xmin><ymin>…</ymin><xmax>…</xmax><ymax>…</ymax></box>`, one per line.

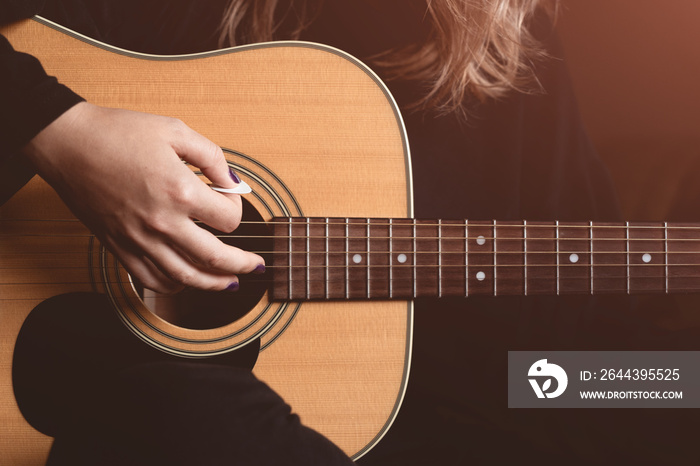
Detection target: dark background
<box><xmin>557</xmin><ymin>0</ymin><xmax>700</xmax><ymax>359</ymax></box>
<box><xmin>558</xmin><ymin>0</ymin><xmax>700</xmax><ymax>222</ymax></box>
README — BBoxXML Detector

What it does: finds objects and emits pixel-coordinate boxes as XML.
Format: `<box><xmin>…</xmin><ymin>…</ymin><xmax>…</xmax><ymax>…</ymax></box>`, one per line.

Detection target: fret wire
<box><xmin>665</xmin><ymin>222</ymin><xmax>669</xmax><ymax>294</ymax></box>
<box><xmin>413</xmin><ymin>219</ymin><xmax>417</xmax><ymax>299</ymax></box>
<box><xmin>626</xmin><ymin>221</ymin><xmax>630</xmax><ymax>295</ymax></box>
<box><xmin>389</xmin><ymin>219</ymin><xmax>394</xmax><ymax>299</ymax></box>
<box><xmin>345</xmin><ymin>218</ymin><xmax>349</xmax><ymax>299</ymax></box>
<box><xmin>438</xmin><ymin>219</ymin><xmax>442</xmax><ymax>298</ymax></box>
<box><xmin>306</xmin><ymin>217</ymin><xmax>310</xmax><ymax>300</ymax></box>
<box><xmin>493</xmin><ymin>220</ymin><xmax>497</xmax><ymax>297</ymax></box>
<box><xmin>465</xmin><ymin>219</ymin><xmax>469</xmax><ymax>297</ymax></box>
<box><xmin>325</xmin><ymin>218</ymin><xmax>329</xmax><ymax>300</ymax></box>
<box><xmin>589</xmin><ymin>220</ymin><xmax>593</xmax><ymax>295</ymax></box>
<box><xmin>523</xmin><ymin>220</ymin><xmax>528</xmax><ymax>297</ymax></box>
<box><xmin>556</xmin><ymin>220</ymin><xmax>560</xmax><ymax>296</ymax></box>
<box><xmin>366</xmin><ymin>218</ymin><xmax>370</xmax><ymax>299</ymax></box>
<box><xmin>288</xmin><ymin>218</ymin><xmax>293</xmax><ymax>300</ymax></box>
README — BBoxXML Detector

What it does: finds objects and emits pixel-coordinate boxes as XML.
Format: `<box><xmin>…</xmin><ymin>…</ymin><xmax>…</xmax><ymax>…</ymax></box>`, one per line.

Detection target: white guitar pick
<box><xmin>211</xmin><ymin>181</ymin><xmax>252</xmax><ymax>194</ymax></box>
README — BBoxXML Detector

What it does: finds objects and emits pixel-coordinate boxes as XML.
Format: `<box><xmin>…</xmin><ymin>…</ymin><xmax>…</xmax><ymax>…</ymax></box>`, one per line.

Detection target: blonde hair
<box><xmin>218</xmin><ymin>0</ymin><xmax>550</xmax><ymax>115</ymax></box>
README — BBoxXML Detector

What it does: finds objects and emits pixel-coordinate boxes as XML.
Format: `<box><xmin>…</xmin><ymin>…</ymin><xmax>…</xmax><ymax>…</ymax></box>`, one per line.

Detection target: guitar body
<box><xmin>0</xmin><ymin>18</ymin><xmax>412</xmax><ymax>463</ymax></box>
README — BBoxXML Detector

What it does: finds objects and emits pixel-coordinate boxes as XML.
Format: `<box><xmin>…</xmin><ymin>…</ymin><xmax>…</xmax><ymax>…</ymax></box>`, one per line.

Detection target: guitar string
<box><xmin>1</xmin><ymin>263</ymin><xmax>694</xmax><ymax>296</ymax></box>
<box><xmin>3</xmin><ymin>219</ymin><xmax>700</xmax><ymax>243</ymax></box>
<box><xmin>4</xmin><ymin>217</ymin><xmax>700</xmax><ymax>232</ymax></box>
<box><xmin>0</xmin><ymin>269</ymin><xmax>692</xmax><ymax>283</ymax></box>
<box><xmin>4</xmin><ymin>287</ymin><xmax>692</xmax><ymax>302</ymax></box>
<box><xmin>2</xmin><ymin>263</ymin><xmax>700</xmax><ymax>291</ymax></box>
<box><xmin>0</xmin><ymin>261</ymin><xmax>696</xmax><ymax>270</ymax></box>
<box><xmin>0</xmin><ymin>277</ymin><xmax>692</xmax><ymax>302</ymax></box>
<box><xmin>4</xmin><ymin>226</ymin><xmax>700</xmax><ymax>238</ymax></box>
<box><xmin>3</xmin><ymin>221</ymin><xmax>700</xmax><ymax>284</ymax></box>
<box><xmin>0</xmin><ymin>250</ymin><xmax>700</xmax><ymax>270</ymax></box>
<box><xmin>0</xmin><ymin>248</ymin><xmax>698</xmax><ymax>257</ymax></box>
<box><xmin>2</xmin><ymin>232</ymin><xmax>700</xmax><ymax>243</ymax></box>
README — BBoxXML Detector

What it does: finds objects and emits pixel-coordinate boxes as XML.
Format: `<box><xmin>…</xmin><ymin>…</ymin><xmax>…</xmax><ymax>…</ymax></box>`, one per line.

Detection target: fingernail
<box><xmin>229</xmin><ymin>168</ymin><xmax>242</xmax><ymax>184</ymax></box>
<box><xmin>225</xmin><ymin>281</ymin><xmax>239</xmax><ymax>292</ymax></box>
<box><xmin>253</xmin><ymin>264</ymin><xmax>266</xmax><ymax>274</ymax></box>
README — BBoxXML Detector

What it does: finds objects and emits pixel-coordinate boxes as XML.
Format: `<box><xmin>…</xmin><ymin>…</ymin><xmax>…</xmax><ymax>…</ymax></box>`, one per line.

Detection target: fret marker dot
<box><xmin>476</xmin><ymin>235</ymin><xmax>486</xmax><ymax>246</ymax></box>
<box><xmin>476</xmin><ymin>271</ymin><xmax>486</xmax><ymax>281</ymax></box>
<box><xmin>397</xmin><ymin>253</ymin><xmax>408</xmax><ymax>264</ymax></box>
<box><xmin>569</xmin><ymin>253</ymin><xmax>579</xmax><ymax>263</ymax></box>
<box><xmin>642</xmin><ymin>253</ymin><xmax>652</xmax><ymax>263</ymax></box>
<box><xmin>352</xmin><ymin>254</ymin><xmax>362</xmax><ymax>264</ymax></box>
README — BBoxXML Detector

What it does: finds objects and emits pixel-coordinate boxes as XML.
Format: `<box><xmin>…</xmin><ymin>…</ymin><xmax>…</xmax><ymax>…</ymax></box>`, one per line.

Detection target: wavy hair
<box><xmin>218</xmin><ymin>0</ymin><xmax>551</xmax><ymax>116</ymax></box>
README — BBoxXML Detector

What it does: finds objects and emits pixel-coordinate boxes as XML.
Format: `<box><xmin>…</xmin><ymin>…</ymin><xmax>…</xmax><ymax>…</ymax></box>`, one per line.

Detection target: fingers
<box><xmin>109</xmin><ymin>241</ymin><xmax>184</xmax><ymax>295</ymax></box>
<box><xmin>167</xmin><ymin>120</ymin><xmax>251</xmax><ymax>234</ymax></box>
<box><xmin>121</xmin><ymin>114</ymin><xmax>263</xmax><ymax>293</ymax></box>
<box><xmin>29</xmin><ymin>105</ymin><xmax>262</xmax><ymax>294</ymax></box>
<box><xmin>160</xmin><ymin>122</ymin><xmax>263</xmax><ymax>291</ymax></box>
<box><xmin>147</xmin><ymin>241</ymin><xmax>242</xmax><ymax>293</ymax></box>
<box><xmin>175</xmin><ymin>219</ymin><xmax>265</xmax><ymax>276</ymax></box>
<box><xmin>189</xmin><ymin>184</ymin><xmax>244</xmax><ymax>234</ymax></box>
<box><xmin>120</xmin><ymin>217</ymin><xmax>264</xmax><ymax>294</ymax></box>
<box><xmin>169</xmin><ymin>120</ymin><xmax>238</xmax><ymax>190</ymax></box>
<box><xmin>116</xmin><ymin>236</ymin><xmax>249</xmax><ymax>295</ymax></box>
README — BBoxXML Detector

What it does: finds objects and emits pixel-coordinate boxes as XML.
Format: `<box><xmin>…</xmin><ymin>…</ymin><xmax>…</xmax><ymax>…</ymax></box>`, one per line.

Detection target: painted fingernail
<box><xmin>229</xmin><ymin>168</ymin><xmax>242</xmax><ymax>184</ymax></box>
<box><xmin>225</xmin><ymin>281</ymin><xmax>239</xmax><ymax>292</ymax></box>
<box><xmin>253</xmin><ymin>264</ymin><xmax>266</xmax><ymax>274</ymax></box>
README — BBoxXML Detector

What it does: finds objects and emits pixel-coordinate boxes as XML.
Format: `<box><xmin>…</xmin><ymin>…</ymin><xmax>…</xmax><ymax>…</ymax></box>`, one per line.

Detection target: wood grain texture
<box><xmin>0</xmin><ymin>18</ymin><xmax>412</xmax><ymax>462</ymax></box>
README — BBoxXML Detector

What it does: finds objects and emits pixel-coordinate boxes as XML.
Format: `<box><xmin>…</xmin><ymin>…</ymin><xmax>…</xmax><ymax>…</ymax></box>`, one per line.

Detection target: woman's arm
<box><xmin>23</xmin><ymin>101</ymin><xmax>265</xmax><ymax>294</ymax></box>
<box><xmin>2</xmin><ymin>23</ymin><xmax>264</xmax><ymax>293</ymax></box>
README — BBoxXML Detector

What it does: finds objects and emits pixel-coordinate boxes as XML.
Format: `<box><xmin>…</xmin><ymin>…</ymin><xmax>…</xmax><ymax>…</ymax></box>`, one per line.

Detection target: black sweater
<box><xmin>0</xmin><ymin>1</ymin><xmax>83</xmax><ymax>152</ymax></box>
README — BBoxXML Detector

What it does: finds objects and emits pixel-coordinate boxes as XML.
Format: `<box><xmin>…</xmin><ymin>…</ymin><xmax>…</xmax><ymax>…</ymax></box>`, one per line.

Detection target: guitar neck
<box><xmin>270</xmin><ymin>218</ymin><xmax>700</xmax><ymax>300</ymax></box>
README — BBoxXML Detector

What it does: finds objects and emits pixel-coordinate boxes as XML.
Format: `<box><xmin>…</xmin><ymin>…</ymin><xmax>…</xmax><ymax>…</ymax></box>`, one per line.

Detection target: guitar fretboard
<box><xmin>270</xmin><ymin>218</ymin><xmax>700</xmax><ymax>300</ymax></box>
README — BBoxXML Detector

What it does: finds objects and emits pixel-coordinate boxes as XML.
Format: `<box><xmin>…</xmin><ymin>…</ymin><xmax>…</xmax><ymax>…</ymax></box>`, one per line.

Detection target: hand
<box><xmin>23</xmin><ymin>102</ymin><xmax>264</xmax><ymax>293</ymax></box>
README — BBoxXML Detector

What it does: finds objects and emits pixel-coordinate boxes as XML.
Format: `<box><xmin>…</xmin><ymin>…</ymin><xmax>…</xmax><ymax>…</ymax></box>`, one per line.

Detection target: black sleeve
<box><xmin>1</xmin><ymin>0</ymin><xmax>85</xmax><ymax>151</ymax></box>
<box><xmin>0</xmin><ymin>33</ymin><xmax>84</xmax><ymax>152</ymax></box>
<box><xmin>0</xmin><ymin>0</ymin><xmax>84</xmax><ymax>202</ymax></box>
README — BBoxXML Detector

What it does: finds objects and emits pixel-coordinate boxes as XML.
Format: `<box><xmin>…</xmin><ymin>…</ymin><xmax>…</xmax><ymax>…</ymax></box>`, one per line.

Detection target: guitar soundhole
<box><xmin>135</xmin><ymin>198</ymin><xmax>272</xmax><ymax>330</ymax></box>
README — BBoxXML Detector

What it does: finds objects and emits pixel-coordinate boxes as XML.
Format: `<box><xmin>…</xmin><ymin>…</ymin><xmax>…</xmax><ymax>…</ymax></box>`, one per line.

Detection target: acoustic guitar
<box><xmin>1</xmin><ymin>17</ymin><xmax>698</xmax><ymax>464</ymax></box>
